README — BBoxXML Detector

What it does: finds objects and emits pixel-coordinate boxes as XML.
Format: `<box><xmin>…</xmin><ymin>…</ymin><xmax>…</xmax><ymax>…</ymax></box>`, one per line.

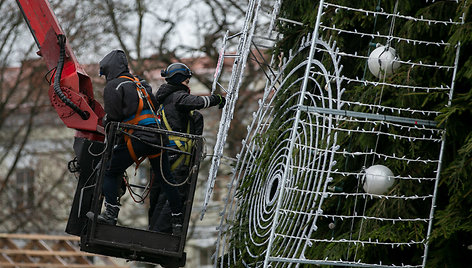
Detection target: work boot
<box><xmin>171</xmin><ymin>212</ymin><xmax>183</xmax><ymax>236</ymax></box>
<box><xmin>97</xmin><ymin>203</ymin><xmax>120</xmax><ymax>225</ymax></box>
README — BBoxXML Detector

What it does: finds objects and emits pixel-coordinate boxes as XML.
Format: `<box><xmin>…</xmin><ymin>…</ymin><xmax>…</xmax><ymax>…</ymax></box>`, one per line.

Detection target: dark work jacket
<box><xmin>100</xmin><ymin>50</ymin><xmax>161</xmax><ymax>143</ymax></box>
<box><xmin>155</xmin><ymin>83</ymin><xmax>219</xmax><ymax>135</ymax></box>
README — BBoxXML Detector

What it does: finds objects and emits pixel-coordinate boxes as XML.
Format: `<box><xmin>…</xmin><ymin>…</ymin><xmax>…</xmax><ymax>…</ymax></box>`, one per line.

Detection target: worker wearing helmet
<box><xmin>98</xmin><ymin>50</ymin><xmax>183</xmax><ymax>235</ymax></box>
<box><xmin>157</xmin><ymin>62</ymin><xmax>225</xmax><ymax>134</ymax></box>
<box><xmin>148</xmin><ymin>62</ymin><xmax>226</xmax><ymax>233</ymax></box>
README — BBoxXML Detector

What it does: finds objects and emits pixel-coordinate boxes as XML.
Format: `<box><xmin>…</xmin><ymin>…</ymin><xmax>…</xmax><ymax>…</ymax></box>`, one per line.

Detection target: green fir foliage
<box><xmin>267</xmin><ymin>0</ymin><xmax>472</xmax><ymax>266</ymax></box>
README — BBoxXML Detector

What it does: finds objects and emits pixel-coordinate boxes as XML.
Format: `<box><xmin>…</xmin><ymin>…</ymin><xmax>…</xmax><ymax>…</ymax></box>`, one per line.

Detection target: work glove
<box><xmin>216</xmin><ymin>94</ymin><xmax>226</xmax><ymax>109</ymax></box>
<box><xmin>210</xmin><ymin>94</ymin><xmax>226</xmax><ymax>109</ymax></box>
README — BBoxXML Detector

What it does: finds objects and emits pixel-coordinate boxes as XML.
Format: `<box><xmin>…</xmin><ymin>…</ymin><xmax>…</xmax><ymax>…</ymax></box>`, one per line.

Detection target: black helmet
<box><xmin>161</xmin><ymin>63</ymin><xmax>192</xmax><ymax>79</ymax></box>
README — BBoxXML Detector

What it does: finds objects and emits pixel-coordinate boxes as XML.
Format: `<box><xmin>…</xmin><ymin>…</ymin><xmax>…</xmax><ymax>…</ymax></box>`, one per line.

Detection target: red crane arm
<box><xmin>16</xmin><ymin>0</ymin><xmax>105</xmax><ymax>141</ymax></box>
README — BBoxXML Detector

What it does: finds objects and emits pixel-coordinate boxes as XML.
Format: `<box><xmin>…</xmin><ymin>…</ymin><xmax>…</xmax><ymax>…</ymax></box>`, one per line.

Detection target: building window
<box><xmin>16</xmin><ymin>168</ymin><xmax>34</xmax><ymax>209</ymax></box>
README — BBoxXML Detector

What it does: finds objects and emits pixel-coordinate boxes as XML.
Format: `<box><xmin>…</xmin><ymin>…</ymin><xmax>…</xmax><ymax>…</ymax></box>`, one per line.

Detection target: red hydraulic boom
<box><xmin>16</xmin><ymin>0</ymin><xmax>105</xmax><ymax>141</ymax></box>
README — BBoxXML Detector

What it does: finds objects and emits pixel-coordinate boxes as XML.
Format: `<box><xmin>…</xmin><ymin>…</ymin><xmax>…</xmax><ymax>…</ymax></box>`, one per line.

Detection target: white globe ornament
<box><xmin>363</xmin><ymin>165</ymin><xmax>395</xmax><ymax>195</ymax></box>
<box><xmin>368</xmin><ymin>44</ymin><xmax>401</xmax><ymax>78</ymax></box>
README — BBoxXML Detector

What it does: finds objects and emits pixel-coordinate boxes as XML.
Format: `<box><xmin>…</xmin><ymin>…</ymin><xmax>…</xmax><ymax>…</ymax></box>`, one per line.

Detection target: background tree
<box><xmin>0</xmin><ymin>0</ymin><xmax>96</xmax><ymax>233</ymax></box>
<box><xmin>1</xmin><ymin>0</ymin><xmax>269</xmax><ymax>238</ymax></box>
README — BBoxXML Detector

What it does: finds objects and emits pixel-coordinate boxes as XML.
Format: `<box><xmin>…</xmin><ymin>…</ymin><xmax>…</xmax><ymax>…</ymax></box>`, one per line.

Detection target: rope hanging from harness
<box><xmin>119</xmin><ymin>75</ymin><xmax>161</xmax><ymax>169</ymax></box>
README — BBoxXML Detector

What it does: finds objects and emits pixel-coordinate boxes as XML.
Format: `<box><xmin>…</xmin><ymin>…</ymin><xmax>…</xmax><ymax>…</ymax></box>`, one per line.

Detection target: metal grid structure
<box><xmin>213</xmin><ymin>1</ymin><xmax>464</xmax><ymax>267</ymax></box>
<box><xmin>201</xmin><ymin>0</ymin><xmax>281</xmax><ymax>219</ymax></box>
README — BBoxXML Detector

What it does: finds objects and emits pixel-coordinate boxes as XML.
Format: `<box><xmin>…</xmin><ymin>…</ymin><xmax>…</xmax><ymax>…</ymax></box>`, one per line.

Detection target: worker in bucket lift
<box><xmin>97</xmin><ymin>50</ymin><xmax>183</xmax><ymax>235</ymax></box>
<box><xmin>148</xmin><ymin>62</ymin><xmax>226</xmax><ymax>233</ymax></box>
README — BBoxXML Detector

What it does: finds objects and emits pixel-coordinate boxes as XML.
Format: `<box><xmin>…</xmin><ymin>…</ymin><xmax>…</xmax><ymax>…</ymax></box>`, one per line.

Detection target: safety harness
<box><xmin>159</xmin><ymin>105</ymin><xmax>194</xmax><ymax>171</ymax></box>
<box><xmin>119</xmin><ymin>76</ymin><xmax>161</xmax><ymax>168</ymax></box>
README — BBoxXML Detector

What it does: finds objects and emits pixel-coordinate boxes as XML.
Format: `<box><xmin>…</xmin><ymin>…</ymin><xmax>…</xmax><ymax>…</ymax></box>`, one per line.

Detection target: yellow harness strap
<box><xmin>160</xmin><ymin>106</ymin><xmax>193</xmax><ymax>170</ymax></box>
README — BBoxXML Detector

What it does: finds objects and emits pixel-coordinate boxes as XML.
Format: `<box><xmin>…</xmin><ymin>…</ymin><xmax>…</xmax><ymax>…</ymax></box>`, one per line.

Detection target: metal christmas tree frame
<box><xmin>211</xmin><ymin>1</ymin><xmax>464</xmax><ymax>267</ymax></box>
<box><xmin>202</xmin><ymin>0</ymin><xmax>280</xmax><ymax>218</ymax></box>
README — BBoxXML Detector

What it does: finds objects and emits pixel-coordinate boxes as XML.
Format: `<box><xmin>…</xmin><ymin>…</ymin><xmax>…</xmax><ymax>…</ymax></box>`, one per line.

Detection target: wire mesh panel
<box><xmin>214</xmin><ymin>1</ymin><xmax>464</xmax><ymax>267</ymax></box>
<box><xmin>202</xmin><ymin>0</ymin><xmax>282</xmax><ymax>219</ymax></box>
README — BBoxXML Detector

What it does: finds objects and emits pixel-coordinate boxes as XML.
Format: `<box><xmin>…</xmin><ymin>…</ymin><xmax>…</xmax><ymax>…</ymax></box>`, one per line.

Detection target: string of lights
<box><xmin>212</xmin><ymin>1</ymin><xmax>463</xmax><ymax>267</ymax></box>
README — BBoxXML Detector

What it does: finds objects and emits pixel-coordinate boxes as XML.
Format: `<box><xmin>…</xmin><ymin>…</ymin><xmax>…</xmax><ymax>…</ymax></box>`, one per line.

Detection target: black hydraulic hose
<box><xmin>53</xmin><ymin>34</ymin><xmax>89</xmax><ymax>120</ymax></box>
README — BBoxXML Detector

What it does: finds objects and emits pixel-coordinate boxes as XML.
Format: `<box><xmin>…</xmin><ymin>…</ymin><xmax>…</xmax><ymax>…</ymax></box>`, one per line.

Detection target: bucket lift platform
<box><xmin>68</xmin><ymin>122</ymin><xmax>203</xmax><ymax>268</ymax></box>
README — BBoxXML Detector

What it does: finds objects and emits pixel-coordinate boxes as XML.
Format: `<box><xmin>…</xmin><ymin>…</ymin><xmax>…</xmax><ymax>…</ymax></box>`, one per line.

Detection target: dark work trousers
<box><xmin>149</xmin><ymin>149</ymin><xmax>189</xmax><ymax>233</ymax></box>
<box><xmin>102</xmin><ymin>140</ymin><xmax>182</xmax><ymax>214</ymax></box>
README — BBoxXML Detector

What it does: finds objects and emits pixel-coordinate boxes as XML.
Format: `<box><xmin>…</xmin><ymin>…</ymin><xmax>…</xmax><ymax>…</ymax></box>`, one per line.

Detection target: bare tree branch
<box><xmin>0</xmin><ymin>65</ymin><xmax>43</xmax><ymax>195</ymax></box>
<box><xmin>104</xmin><ymin>0</ymin><xmax>133</xmax><ymax>63</ymax></box>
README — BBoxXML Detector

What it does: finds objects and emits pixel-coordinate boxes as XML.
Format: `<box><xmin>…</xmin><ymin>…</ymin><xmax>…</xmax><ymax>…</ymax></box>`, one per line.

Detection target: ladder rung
<box><xmin>278</xmin><ymin>17</ymin><xmax>304</xmax><ymax>26</ymax></box>
<box><xmin>223</xmin><ymin>54</ymin><xmax>241</xmax><ymax>58</ymax></box>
